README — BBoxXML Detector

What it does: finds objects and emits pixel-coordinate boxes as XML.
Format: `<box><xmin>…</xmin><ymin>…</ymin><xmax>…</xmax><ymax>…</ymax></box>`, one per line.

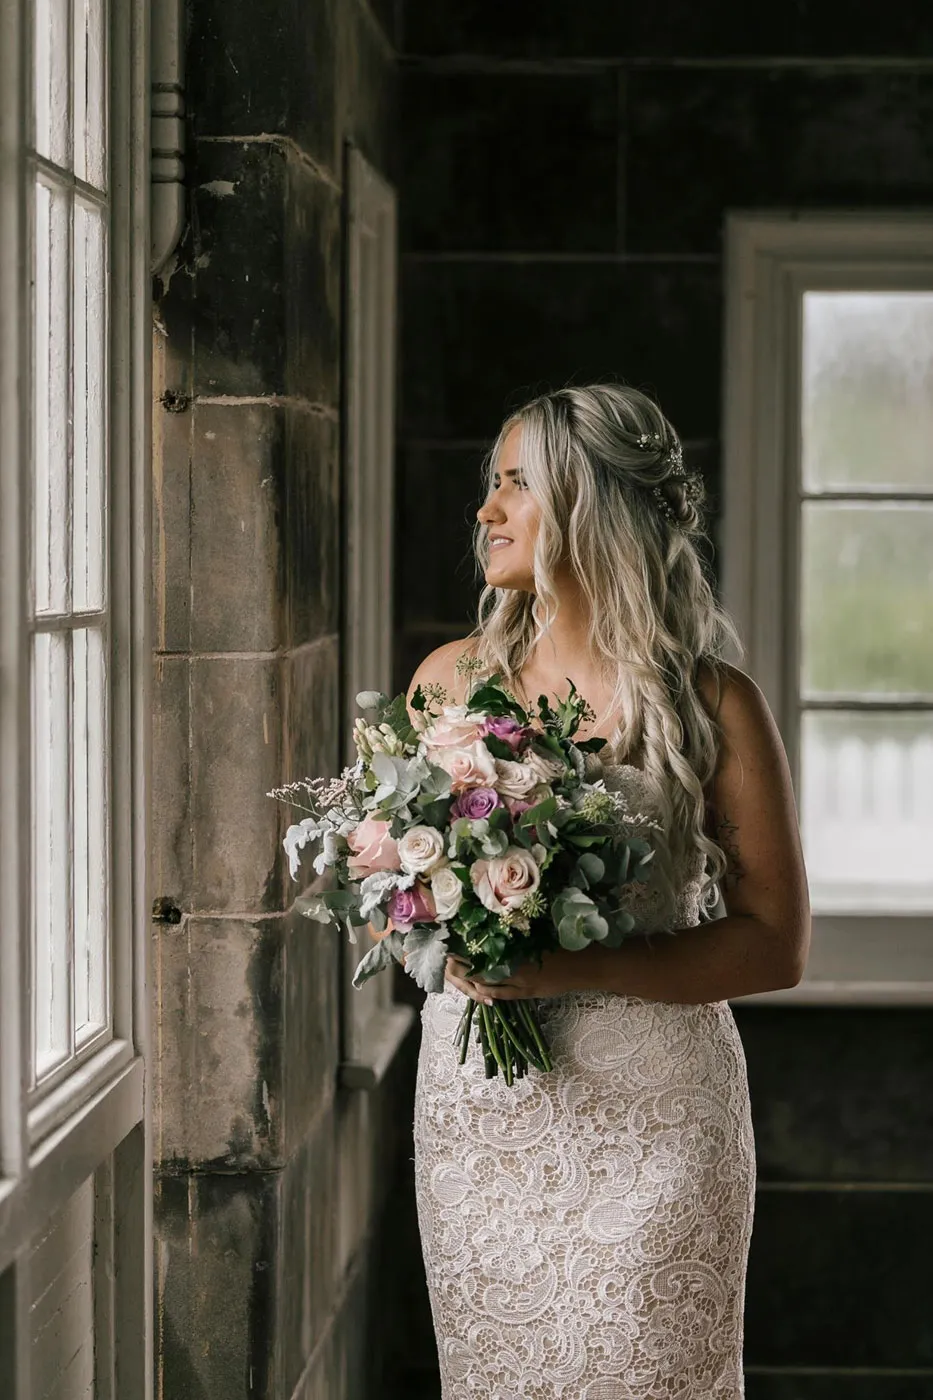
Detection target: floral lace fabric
<box><xmin>413</xmin><ymin>764</ymin><xmax>756</xmax><ymax>1399</ymax></box>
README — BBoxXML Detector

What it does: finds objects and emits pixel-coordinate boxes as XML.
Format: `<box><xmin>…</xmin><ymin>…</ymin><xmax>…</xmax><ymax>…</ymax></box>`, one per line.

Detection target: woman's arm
<box><xmin>468</xmin><ymin>663</ymin><xmax>811</xmax><ymax>1007</ymax></box>
<box><xmin>583</xmin><ymin>664</ymin><xmax>811</xmax><ymax>1003</ymax></box>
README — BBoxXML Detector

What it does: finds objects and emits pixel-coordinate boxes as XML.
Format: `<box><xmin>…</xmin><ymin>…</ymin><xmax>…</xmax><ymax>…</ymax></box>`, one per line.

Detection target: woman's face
<box><xmin>476</xmin><ymin>425</ymin><xmax>540</xmax><ymax>593</ymax></box>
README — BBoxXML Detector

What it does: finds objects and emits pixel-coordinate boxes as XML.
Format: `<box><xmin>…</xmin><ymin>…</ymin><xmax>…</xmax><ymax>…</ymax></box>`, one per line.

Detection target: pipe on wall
<box><xmin>150</xmin><ymin>0</ymin><xmax>185</xmax><ymax>274</ymax></box>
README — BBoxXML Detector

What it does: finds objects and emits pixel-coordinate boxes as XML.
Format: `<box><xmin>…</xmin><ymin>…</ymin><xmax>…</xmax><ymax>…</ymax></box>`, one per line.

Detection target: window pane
<box><xmin>73</xmin><ymin>627</ymin><xmax>109</xmax><ymax>1040</ymax></box>
<box><xmin>32</xmin><ymin>632</ymin><xmax>72</xmax><ymax>1079</ymax></box>
<box><xmin>73</xmin><ymin>200</ymin><xmax>107</xmax><ymax>612</ymax></box>
<box><xmin>34</xmin><ymin>179</ymin><xmax>71</xmax><ymax>617</ymax></box>
<box><xmin>73</xmin><ymin>0</ymin><xmax>107</xmax><ymax>188</ymax></box>
<box><xmin>802</xmin><ymin>292</ymin><xmax>933</xmax><ymax>493</ymax></box>
<box><xmin>801</xmin><ymin>502</ymin><xmax>933</xmax><ymax>697</ymax></box>
<box><xmin>34</xmin><ymin>0</ymin><xmax>71</xmax><ymax>167</ymax></box>
<box><xmin>801</xmin><ymin>711</ymin><xmax>933</xmax><ymax>914</ymax></box>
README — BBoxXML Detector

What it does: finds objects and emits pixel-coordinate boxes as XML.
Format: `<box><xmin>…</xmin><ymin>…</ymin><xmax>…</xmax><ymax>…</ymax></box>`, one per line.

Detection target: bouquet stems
<box><xmin>454</xmin><ymin>997</ymin><xmax>553</xmax><ymax>1083</ymax></box>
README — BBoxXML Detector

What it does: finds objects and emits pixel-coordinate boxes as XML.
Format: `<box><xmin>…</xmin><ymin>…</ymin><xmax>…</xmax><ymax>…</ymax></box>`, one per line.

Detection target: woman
<box><xmin>406</xmin><ymin>383</ymin><xmax>810</xmax><ymax>1399</ymax></box>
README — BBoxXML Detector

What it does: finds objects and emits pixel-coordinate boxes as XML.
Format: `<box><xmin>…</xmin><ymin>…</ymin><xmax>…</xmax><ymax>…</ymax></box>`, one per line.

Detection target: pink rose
<box><xmin>435</xmin><ymin>740</ymin><xmax>498</xmax><ymax>793</ymax></box>
<box><xmin>471</xmin><ymin>846</ymin><xmax>541</xmax><ymax>915</ymax></box>
<box><xmin>346</xmin><ymin>815</ymin><xmax>400</xmax><ymax>877</ymax></box>
<box><xmin>423</xmin><ymin>705</ymin><xmax>485</xmax><ymax>749</ymax></box>
<box><xmin>387</xmin><ymin>881</ymin><xmax>436</xmax><ymax>933</ymax></box>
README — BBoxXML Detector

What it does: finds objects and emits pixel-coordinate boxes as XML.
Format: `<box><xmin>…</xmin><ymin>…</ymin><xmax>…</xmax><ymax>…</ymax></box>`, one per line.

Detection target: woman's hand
<box><xmin>444</xmin><ymin>946</ymin><xmax>601</xmax><ymax>1003</ymax></box>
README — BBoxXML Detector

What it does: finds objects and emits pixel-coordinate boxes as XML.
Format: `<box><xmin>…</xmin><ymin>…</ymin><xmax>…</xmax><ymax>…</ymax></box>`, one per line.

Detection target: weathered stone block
<box><xmin>174</xmin><ymin>141</ymin><xmax>341</xmax><ymax>404</ymax></box>
<box><xmin>153</xmin><ymin>331</ymin><xmax>194</xmax><ymax>653</ymax></box>
<box><xmin>153</xmin><ymin>916</ymin><xmax>284</xmax><ymax>1170</ymax></box>
<box><xmin>189</xmin><ymin>656</ymin><xmax>285</xmax><ymax>913</ymax></box>
<box><xmin>733</xmin><ymin>1006</ymin><xmax>933</xmax><ymax>1182</ymax></box>
<box><xmin>282</xmin><ymin>903</ymin><xmax>341</xmax><ymax>1154</ymax></box>
<box><xmin>187</xmin><ymin>0</ymin><xmax>340</xmax><ymax>175</ymax></box>
<box><xmin>626</xmin><ymin>70</ymin><xmax>933</xmax><ymax>253</ymax></box>
<box><xmin>282</xmin><ymin>410</ymin><xmax>340</xmax><ymax>649</ymax></box>
<box><xmin>745</xmin><ymin>1188</ymin><xmax>933</xmax><ymax>1367</ymax></box>
<box><xmin>190</xmin><ymin>402</ymin><xmax>286</xmax><ymax>653</ymax></box>
<box><xmin>283</xmin><ymin>634</ymin><xmax>341</xmax><ymax>782</ymax></box>
<box><xmin>151</xmin><ymin>657</ymin><xmax>193</xmax><ymax>910</ymax></box>
<box><xmin>400</xmin><ymin>259</ymin><xmax>722</xmax><ymax>441</ymax></box>
<box><xmin>400</xmin><ymin>70</ymin><xmax>618</xmax><ymax>252</ymax></box>
<box><xmin>155</xmin><ymin>1170</ymin><xmax>280</xmax><ymax>1399</ymax></box>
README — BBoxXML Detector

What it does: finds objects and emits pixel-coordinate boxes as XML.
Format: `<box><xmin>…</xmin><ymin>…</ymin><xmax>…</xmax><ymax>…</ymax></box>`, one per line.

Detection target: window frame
<box><xmin>0</xmin><ymin>0</ymin><xmax>151</xmax><ymax>1392</ymax></box>
<box><xmin>722</xmin><ymin>211</ymin><xmax>933</xmax><ymax>1005</ymax></box>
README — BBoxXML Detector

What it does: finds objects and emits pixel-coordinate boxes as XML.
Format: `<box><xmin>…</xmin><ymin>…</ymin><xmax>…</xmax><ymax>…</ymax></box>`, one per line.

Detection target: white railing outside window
<box><xmin>723</xmin><ymin>214</ymin><xmax>933</xmax><ymax>1002</ymax></box>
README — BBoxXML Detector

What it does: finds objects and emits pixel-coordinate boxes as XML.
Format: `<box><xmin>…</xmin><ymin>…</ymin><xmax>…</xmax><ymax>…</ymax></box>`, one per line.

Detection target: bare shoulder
<box><xmin>696</xmin><ymin>659</ymin><xmax>784</xmax><ymax>785</ymax></box>
<box><xmin>406</xmin><ymin>636</ymin><xmax>480</xmax><ymax>708</ymax></box>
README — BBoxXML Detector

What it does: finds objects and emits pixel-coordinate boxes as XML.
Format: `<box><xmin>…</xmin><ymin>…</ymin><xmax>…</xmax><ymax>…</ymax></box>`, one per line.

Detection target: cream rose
<box><xmin>471</xmin><ymin>846</ymin><xmax>542</xmax><ymax>915</ymax></box>
<box><xmin>493</xmin><ymin>758</ymin><xmax>540</xmax><ymax>799</ymax></box>
<box><xmin>423</xmin><ymin>704</ymin><xmax>485</xmax><ymax>749</ymax></box>
<box><xmin>430</xmin><ymin>865</ymin><xmax>464</xmax><ymax>921</ymax></box>
<box><xmin>435</xmin><ymin>739</ymin><xmax>498</xmax><ymax>792</ymax></box>
<box><xmin>397</xmin><ymin>824</ymin><xmax>446</xmax><ymax>876</ymax></box>
<box><xmin>524</xmin><ymin>746</ymin><xmax>568</xmax><ymax>783</ymax></box>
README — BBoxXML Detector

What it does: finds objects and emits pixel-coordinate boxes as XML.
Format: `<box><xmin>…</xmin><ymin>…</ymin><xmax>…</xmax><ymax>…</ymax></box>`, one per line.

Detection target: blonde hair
<box><xmin>465</xmin><ymin>382</ymin><xmax>744</xmax><ymax>909</ymax></box>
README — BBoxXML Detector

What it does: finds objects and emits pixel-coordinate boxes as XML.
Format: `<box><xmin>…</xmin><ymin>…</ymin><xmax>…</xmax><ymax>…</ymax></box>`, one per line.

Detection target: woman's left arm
<box><xmin>467</xmin><ymin>664</ymin><xmax>811</xmax><ymax>1007</ymax></box>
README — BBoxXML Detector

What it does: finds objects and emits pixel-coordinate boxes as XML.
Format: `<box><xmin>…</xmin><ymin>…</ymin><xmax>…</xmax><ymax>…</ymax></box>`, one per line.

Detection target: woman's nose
<box><xmin>477</xmin><ymin>494</ymin><xmax>504</xmax><ymax>525</ymax></box>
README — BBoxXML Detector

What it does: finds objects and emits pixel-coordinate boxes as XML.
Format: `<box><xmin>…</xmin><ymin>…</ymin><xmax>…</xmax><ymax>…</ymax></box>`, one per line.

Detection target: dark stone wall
<box><xmin>151</xmin><ymin>3</ymin><xmax>412</xmax><ymax>1397</ymax></box>
<box><xmin>395</xmin><ymin>6</ymin><xmax>933</xmax><ymax>1398</ymax></box>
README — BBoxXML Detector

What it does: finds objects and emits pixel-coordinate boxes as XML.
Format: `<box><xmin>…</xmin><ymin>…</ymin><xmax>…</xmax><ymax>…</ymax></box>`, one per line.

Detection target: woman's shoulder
<box><xmin>695</xmin><ymin>658</ymin><xmax>761</xmax><ymax>723</ymax></box>
<box><xmin>406</xmin><ymin>636</ymin><xmax>482</xmax><ymax>707</ymax></box>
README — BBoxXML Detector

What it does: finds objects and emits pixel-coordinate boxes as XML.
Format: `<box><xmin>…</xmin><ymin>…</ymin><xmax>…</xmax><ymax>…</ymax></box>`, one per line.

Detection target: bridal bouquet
<box><xmin>269</xmin><ymin>665</ymin><xmax>662</xmax><ymax>1085</ymax></box>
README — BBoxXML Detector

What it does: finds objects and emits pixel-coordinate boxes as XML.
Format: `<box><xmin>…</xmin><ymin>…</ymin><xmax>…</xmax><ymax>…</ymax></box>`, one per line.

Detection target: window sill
<box><xmin>339</xmin><ymin>1004</ymin><xmax>416</xmax><ymax>1091</ymax></box>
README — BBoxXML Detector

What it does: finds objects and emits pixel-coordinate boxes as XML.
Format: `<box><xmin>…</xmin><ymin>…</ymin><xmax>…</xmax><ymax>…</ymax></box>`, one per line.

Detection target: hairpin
<box><xmin>634</xmin><ymin>433</ymin><xmax>700</xmax><ymax>524</ymax></box>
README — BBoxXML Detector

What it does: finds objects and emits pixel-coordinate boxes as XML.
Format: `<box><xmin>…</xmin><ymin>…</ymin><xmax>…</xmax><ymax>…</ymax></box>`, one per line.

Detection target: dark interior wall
<box><xmin>151</xmin><ymin>3</ymin><xmax>411</xmax><ymax>1398</ymax></box>
<box><xmin>395</xmin><ymin>6</ymin><xmax>933</xmax><ymax>1397</ymax></box>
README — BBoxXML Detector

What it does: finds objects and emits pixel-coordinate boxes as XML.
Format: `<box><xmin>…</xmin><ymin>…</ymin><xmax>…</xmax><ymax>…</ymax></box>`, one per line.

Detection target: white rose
<box><xmin>524</xmin><ymin>746</ymin><xmax>568</xmax><ymax>783</ymax></box>
<box><xmin>493</xmin><ymin>758</ymin><xmax>539</xmax><ymax>798</ymax></box>
<box><xmin>471</xmin><ymin>846</ymin><xmax>542</xmax><ymax>914</ymax></box>
<box><xmin>397</xmin><ymin>824</ymin><xmax>447</xmax><ymax>875</ymax></box>
<box><xmin>430</xmin><ymin>865</ymin><xmax>464</xmax><ymax>921</ymax></box>
<box><xmin>435</xmin><ymin>739</ymin><xmax>498</xmax><ymax>792</ymax></box>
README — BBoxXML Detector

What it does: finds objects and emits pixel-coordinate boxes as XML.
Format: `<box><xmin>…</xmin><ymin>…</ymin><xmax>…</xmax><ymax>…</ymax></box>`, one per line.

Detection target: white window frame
<box><xmin>722</xmin><ymin>211</ymin><xmax>933</xmax><ymax>1005</ymax></box>
<box><xmin>338</xmin><ymin>143</ymin><xmax>414</xmax><ymax>1089</ymax></box>
<box><xmin>0</xmin><ymin>0</ymin><xmax>151</xmax><ymax>1392</ymax></box>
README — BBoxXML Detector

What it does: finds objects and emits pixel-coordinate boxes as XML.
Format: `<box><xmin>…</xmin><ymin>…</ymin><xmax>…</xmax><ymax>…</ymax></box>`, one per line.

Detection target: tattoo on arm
<box><xmin>710</xmin><ymin>810</ymin><xmax>746</xmax><ymax>892</ymax></box>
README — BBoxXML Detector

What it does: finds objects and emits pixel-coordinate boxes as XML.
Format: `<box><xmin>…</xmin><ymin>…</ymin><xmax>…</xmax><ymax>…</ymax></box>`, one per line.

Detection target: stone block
<box><xmin>733</xmin><ymin>1006</ymin><xmax>933</xmax><ymax>1182</ymax></box>
<box><xmin>176</xmin><ymin>141</ymin><xmax>341</xmax><ymax>404</ymax></box>
<box><xmin>626</xmin><ymin>69</ymin><xmax>933</xmax><ymax>253</ymax></box>
<box><xmin>189</xmin><ymin>401</ymin><xmax>286</xmax><ymax>653</ymax></box>
<box><xmin>189</xmin><ymin>656</ymin><xmax>286</xmax><ymax>914</ymax></box>
<box><xmin>279</xmin><ymin>1117</ymin><xmax>339</xmax><ymax>1398</ymax></box>
<box><xmin>400</xmin><ymin>259</ymin><xmax>722</xmax><ymax>441</ymax></box>
<box><xmin>153</xmin><ymin>330</ymin><xmax>194</xmax><ymax>653</ymax></box>
<box><xmin>282</xmin><ymin>904</ymin><xmax>341</xmax><ymax>1154</ymax></box>
<box><xmin>397</xmin><ymin>444</ymin><xmax>486</xmax><ymax>627</ymax></box>
<box><xmin>283</xmin><ymin>634</ymin><xmax>342</xmax><ymax>782</ymax></box>
<box><xmin>154</xmin><ymin>1170</ymin><xmax>280</xmax><ymax>1399</ymax></box>
<box><xmin>151</xmin><ymin>657</ymin><xmax>193</xmax><ymax>910</ymax></box>
<box><xmin>153</xmin><ymin>916</ymin><xmax>284</xmax><ymax>1170</ymax></box>
<box><xmin>400</xmin><ymin>70</ymin><xmax>618</xmax><ymax>252</ymax></box>
<box><xmin>282</xmin><ymin>410</ymin><xmax>340</xmax><ymax>649</ymax></box>
<box><xmin>401</xmin><ymin>0</ymin><xmax>933</xmax><ymax>58</ymax></box>
<box><xmin>187</xmin><ymin>0</ymin><xmax>339</xmax><ymax>175</ymax></box>
<box><xmin>744</xmin><ymin>1188</ymin><xmax>933</xmax><ymax>1367</ymax></box>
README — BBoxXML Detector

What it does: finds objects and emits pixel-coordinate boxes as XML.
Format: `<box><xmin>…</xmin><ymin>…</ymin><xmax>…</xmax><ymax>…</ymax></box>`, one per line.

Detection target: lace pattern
<box><xmin>413</xmin><ymin>764</ymin><xmax>756</xmax><ymax>1399</ymax></box>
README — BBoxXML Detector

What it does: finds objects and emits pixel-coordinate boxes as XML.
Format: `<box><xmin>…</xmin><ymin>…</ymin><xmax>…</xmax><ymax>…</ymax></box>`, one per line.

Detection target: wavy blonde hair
<box><xmin>465</xmin><ymin>382</ymin><xmax>745</xmax><ymax>910</ymax></box>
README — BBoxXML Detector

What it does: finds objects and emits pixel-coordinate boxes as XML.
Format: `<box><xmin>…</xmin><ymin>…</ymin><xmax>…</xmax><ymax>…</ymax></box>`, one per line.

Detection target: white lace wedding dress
<box><xmin>413</xmin><ymin>762</ymin><xmax>756</xmax><ymax>1399</ymax></box>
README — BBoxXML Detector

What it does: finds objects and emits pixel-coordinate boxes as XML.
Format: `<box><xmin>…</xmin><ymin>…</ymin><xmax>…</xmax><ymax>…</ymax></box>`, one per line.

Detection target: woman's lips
<box><xmin>488</xmin><ymin>537</ymin><xmax>512</xmax><ymax>550</ymax></box>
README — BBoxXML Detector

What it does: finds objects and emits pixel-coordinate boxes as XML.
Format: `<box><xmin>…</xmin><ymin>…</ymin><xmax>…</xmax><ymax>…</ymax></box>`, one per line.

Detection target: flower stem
<box><xmin>458</xmin><ymin>998</ymin><xmax>476</xmax><ymax>1065</ymax></box>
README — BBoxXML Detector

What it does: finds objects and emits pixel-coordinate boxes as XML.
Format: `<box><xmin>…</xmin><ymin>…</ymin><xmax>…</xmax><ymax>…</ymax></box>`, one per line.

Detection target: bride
<box><xmin>404</xmin><ymin>383</ymin><xmax>810</xmax><ymax>1398</ymax></box>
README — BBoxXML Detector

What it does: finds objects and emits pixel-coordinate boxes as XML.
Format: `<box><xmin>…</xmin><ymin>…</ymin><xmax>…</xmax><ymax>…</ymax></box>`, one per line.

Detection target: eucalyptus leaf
<box><xmin>402</xmin><ymin>927</ymin><xmax>450</xmax><ymax>993</ymax></box>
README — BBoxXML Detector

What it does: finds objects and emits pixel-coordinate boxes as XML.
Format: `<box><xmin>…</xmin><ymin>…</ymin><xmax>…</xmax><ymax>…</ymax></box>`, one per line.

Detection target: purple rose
<box><xmin>504</xmin><ymin>796</ymin><xmax>534</xmax><ymax>820</ymax></box>
<box><xmin>387</xmin><ymin>882</ymin><xmax>436</xmax><ymax>933</ymax></box>
<box><xmin>480</xmin><ymin>715</ymin><xmax>532</xmax><ymax>754</ymax></box>
<box><xmin>451</xmin><ymin>786</ymin><xmax>502</xmax><ymax>821</ymax></box>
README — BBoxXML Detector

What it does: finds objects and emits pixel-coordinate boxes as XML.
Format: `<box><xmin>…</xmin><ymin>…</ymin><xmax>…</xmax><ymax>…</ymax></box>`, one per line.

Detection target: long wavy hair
<box><xmin>465</xmin><ymin>383</ymin><xmax>745</xmax><ymax>910</ymax></box>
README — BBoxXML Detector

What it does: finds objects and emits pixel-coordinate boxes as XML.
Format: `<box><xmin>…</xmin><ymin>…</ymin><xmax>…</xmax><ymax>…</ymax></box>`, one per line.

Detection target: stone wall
<box><xmin>150</xmin><ymin>4</ymin><xmax>415</xmax><ymax>1397</ymax></box>
<box><xmin>395</xmin><ymin>5</ymin><xmax>933</xmax><ymax>1398</ymax></box>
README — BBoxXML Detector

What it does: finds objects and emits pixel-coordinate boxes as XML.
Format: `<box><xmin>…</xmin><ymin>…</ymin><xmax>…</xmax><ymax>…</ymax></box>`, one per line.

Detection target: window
<box><xmin>0</xmin><ymin>0</ymin><xmax>150</xmax><ymax>1391</ymax></box>
<box><xmin>723</xmin><ymin>213</ymin><xmax>933</xmax><ymax>1002</ymax></box>
<box><xmin>338</xmin><ymin>144</ymin><xmax>414</xmax><ymax>1087</ymax></box>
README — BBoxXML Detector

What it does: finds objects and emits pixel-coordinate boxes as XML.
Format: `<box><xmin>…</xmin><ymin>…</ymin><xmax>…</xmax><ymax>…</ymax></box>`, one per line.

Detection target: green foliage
<box><xmin>402</xmin><ymin>928</ymin><xmax>450</xmax><ymax>992</ymax></box>
<box><xmin>352</xmin><ymin>931</ymin><xmax>406</xmax><ymax>988</ymax></box>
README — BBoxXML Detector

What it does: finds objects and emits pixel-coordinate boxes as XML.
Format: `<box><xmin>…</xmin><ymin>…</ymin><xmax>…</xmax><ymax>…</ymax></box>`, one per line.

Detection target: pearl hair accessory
<box><xmin>634</xmin><ymin>432</ymin><xmax>702</xmax><ymax>525</ymax></box>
